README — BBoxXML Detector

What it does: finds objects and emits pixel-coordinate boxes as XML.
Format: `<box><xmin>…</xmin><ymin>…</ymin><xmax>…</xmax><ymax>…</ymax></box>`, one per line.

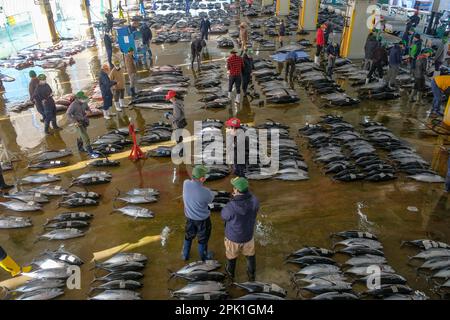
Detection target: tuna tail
<box><xmin>167</xmin><ymin>269</ymin><xmax>176</xmax><ymax>280</ymax></box>
<box><xmin>400</xmin><ymin>240</ymin><xmax>409</xmax><ymax>248</ymax></box>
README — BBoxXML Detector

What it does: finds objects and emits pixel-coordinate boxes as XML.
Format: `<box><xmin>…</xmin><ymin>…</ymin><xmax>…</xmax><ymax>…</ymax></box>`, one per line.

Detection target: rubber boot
<box><xmin>102</xmin><ymin>110</ymin><xmax>111</xmax><ymax>120</ymax></box>
<box><xmin>225</xmin><ymin>258</ymin><xmax>237</xmax><ymax>280</ymax></box>
<box><xmin>198</xmin><ymin>243</ymin><xmax>207</xmax><ymax>261</ymax></box>
<box><xmin>314</xmin><ymin>56</ymin><xmax>320</xmax><ymax>65</ymax></box>
<box><xmin>119</xmin><ymin>99</ymin><xmax>125</xmax><ymax>109</ymax></box>
<box><xmin>365</xmin><ymin>78</ymin><xmax>370</xmax><ymax>85</ymax></box>
<box><xmin>0</xmin><ymin>173</ymin><xmax>13</xmax><ymax>190</ymax></box>
<box><xmin>235</xmin><ymin>94</ymin><xmax>241</xmax><ymax>103</ymax></box>
<box><xmin>416</xmin><ymin>92</ymin><xmax>421</xmax><ymax>103</ymax></box>
<box><xmin>182</xmin><ymin>239</ymin><xmax>192</xmax><ymax>261</ymax></box>
<box><xmin>0</xmin><ymin>255</ymin><xmax>32</xmax><ymax>277</ymax></box>
<box><xmin>130</xmin><ymin>87</ymin><xmax>136</xmax><ymax>98</ymax></box>
<box><xmin>228</xmin><ymin>91</ymin><xmax>232</xmax><ymax>99</ymax></box>
<box><xmin>44</xmin><ymin>123</ymin><xmax>50</xmax><ymax>135</ymax></box>
<box><xmin>409</xmin><ymin>89</ymin><xmax>416</xmax><ymax>102</ymax></box>
<box><xmin>77</xmin><ymin>138</ymin><xmax>85</xmax><ymax>152</ymax></box>
<box><xmin>114</xmin><ymin>101</ymin><xmax>122</xmax><ymax>112</ymax></box>
<box><xmin>246</xmin><ymin>255</ymin><xmax>256</xmax><ymax>282</ymax></box>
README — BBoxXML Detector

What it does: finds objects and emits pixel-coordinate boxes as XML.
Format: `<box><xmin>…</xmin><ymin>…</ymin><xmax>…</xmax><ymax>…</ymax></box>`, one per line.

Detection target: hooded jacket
<box><xmin>409</xmin><ymin>39</ymin><xmax>422</xmax><ymax>58</ymax></box>
<box><xmin>109</xmin><ymin>67</ymin><xmax>126</xmax><ymax>90</ymax></box>
<box><xmin>364</xmin><ymin>36</ymin><xmax>379</xmax><ymax>59</ymax></box>
<box><xmin>414</xmin><ymin>54</ymin><xmax>428</xmax><ymax>79</ymax></box>
<box><xmin>221</xmin><ymin>192</ymin><xmax>259</xmax><ymax>243</ymax></box>
<box><xmin>389</xmin><ymin>44</ymin><xmax>402</xmax><ymax>66</ymax></box>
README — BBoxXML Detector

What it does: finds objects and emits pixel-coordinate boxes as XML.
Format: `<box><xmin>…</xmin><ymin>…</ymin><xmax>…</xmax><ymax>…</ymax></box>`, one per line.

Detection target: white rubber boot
<box><xmin>365</xmin><ymin>78</ymin><xmax>370</xmax><ymax>85</ymax></box>
<box><xmin>314</xmin><ymin>56</ymin><xmax>319</xmax><ymax>65</ymax></box>
<box><xmin>119</xmin><ymin>99</ymin><xmax>125</xmax><ymax>108</ymax></box>
<box><xmin>235</xmin><ymin>94</ymin><xmax>240</xmax><ymax>103</ymax></box>
<box><xmin>228</xmin><ymin>92</ymin><xmax>232</xmax><ymax>98</ymax></box>
<box><xmin>103</xmin><ymin>110</ymin><xmax>111</xmax><ymax>120</ymax></box>
<box><xmin>114</xmin><ymin>101</ymin><xmax>122</xmax><ymax>112</ymax></box>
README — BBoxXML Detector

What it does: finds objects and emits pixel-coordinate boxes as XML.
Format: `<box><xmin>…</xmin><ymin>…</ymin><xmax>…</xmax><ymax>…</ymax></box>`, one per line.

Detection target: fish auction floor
<box><xmin>0</xmin><ymin>21</ymin><xmax>449</xmax><ymax>300</ymax></box>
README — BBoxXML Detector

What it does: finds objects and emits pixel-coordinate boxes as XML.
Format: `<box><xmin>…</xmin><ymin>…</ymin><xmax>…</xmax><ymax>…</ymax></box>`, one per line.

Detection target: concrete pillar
<box><xmin>30</xmin><ymin>0</ymin><xmax>59</xmax><ymax>44</ymax></box>
<box><xmin>340</xmin><ymin>0</ymin><xmax>375</xmax><ymax>59</ymax></box>
<box><xmin>81</xmin><ymin>0</ymin><xmax>92</xmax><ymax>25</ymax></box>
<box><xmin>276</xmin><ymin>0</ymin><xmax>290</xmax><ymax>16</ymax></box>
<box><xmin>108</xmin><ymin>0</ymin><xmax>113</xmax><ymax>10</ymax></box>
<box><xmin>261</xmin><ymin>0</ymin><xmax>274</xmax><ymax>6</ymax></box>
<box><xmin>299</xmin><ymin>0</ymin><xmax>319</xmax><ymax>31</ymax></box>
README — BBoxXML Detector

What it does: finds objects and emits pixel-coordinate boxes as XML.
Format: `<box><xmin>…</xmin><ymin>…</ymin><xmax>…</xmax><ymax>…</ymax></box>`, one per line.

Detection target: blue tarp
<box><xmin>271</xmin><ymin>51</ymin><xmax>309</xmax><ymax>62</ymax></box>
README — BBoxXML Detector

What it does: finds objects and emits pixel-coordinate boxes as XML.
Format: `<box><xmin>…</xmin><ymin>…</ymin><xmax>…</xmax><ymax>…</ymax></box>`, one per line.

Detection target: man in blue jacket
<box><xmin>200</xmin><ymin>17</ymin><xmax>211</xmax><ymax>41</ymax></box>
<box><xmin>182</xmin><ymin>165</ymin><xmax>215</xmax><ymax>261</ymax></box>
<box><xmin>221</xmin><ymin>177</ymin><xmax>259</xmax><ymax>281</ymax></box>
<box><xmin>387</xmin><ymin>42</ymin><xmax>404</xmax><ymax>89</ymax></box>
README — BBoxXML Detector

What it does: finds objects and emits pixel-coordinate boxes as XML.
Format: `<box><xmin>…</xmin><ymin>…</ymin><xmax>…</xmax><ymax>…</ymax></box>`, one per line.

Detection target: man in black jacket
<box><xmin>191</xmin><ymin>37</ymin><xmax>206</xmax><ymax>70</ymax></box>
<box><xmin>366</xmin><ymin>44</ymin><xmax>388</xmax><ymax>84</ymax></box>
<box><xmin>141</xmin><ymin>23</ymin><xmax>153</xmax><ymax>66</ymax></box>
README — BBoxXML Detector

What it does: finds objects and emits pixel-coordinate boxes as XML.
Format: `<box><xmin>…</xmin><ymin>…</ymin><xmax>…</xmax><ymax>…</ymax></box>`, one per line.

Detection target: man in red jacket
<box><xmin>227</xmin><ymin>49</ymin><xmax>244</xmax><ymax>103</ymax></box>
<box><xmin>315</xmin><ymin>24</ymin><xmax>326</xmax><ymax>65</ymax></box>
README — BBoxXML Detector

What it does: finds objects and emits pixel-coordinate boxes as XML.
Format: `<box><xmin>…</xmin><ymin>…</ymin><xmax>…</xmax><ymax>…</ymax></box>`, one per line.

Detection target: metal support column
<box><xmin>276</xmin><ymin>0</ymin><xmax>290</xmax><ymax>16</ymax></box>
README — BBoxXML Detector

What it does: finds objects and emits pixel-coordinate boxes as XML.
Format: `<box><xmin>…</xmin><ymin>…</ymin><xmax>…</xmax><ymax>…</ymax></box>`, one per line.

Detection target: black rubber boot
<box><xmin>246</xmin><ymin>255</ymin><xmax>256</xmax><ymax>282</ymax></box>
<box><xmin>0</xmin><ymin>172</ymin><xmax>13</xmax><ymax>190</ymax></box>
<box><xmin>77</xmin><ymin>138</ymin><xmax>84</xmax><ymax>152</ymax></box>
<box><xmin>226</xmin><ymin>258</ymin><xmax>237</xmax><ymax>280</ymax></box>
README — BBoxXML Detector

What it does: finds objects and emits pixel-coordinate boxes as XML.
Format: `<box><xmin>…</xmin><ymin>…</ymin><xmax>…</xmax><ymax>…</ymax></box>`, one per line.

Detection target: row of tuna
<box><xmin>287</xmin><ymin>230</ymin><xmax>428</xmax><ymax>300</ymax></box>
<box><xmin>169</xmin><ymin>260</ymin><xmax>287</xmax><ymax>300</ymax></box>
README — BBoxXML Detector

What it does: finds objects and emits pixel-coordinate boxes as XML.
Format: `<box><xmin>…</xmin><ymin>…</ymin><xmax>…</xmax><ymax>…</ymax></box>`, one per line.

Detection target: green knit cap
<box><xmin>37</xmin><ymin>74</ymin><xmax>46</xmax><ymax>80</ymax></box>
<box><xmin>29</xmin><ymin>70</ymin><xmax>37</xmax><ymax>78</ymax></box>
<box><xmin>231</xmin><ymin>177</ymin><xmax>249</xmax><ymax>193</ymax></box>
<box><xmin>192</xmin><ymin>165</ymin><xmax>209</xmax><ymax>179</ymax></box>
<box><xmin>75</xmin><ymin>91</ymin><xmax>89</xmax><ymax>100</ymax></box>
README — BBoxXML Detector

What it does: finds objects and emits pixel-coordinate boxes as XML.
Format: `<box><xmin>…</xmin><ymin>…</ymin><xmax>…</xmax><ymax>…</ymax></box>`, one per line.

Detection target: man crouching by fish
<box><xmin>66</xmin><ymin>91</ymin><xmax>101</xmax><ymax>159</ymax></box>
<box><xmin>221</xmin><ymin>177</ymin><xmax>259</xmax><ymax>281</ymax></box>
<box><xmin>182</xmin><ymin>165</ymin><xmax>215</xmax><ymax>261</ymax></box>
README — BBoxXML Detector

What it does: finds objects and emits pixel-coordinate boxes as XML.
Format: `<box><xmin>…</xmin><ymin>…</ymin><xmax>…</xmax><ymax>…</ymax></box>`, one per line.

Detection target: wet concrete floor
<box><xmin>0</xmin><ymin>18</ymin><xmax>450</xmax><ymax>300</ymax></box>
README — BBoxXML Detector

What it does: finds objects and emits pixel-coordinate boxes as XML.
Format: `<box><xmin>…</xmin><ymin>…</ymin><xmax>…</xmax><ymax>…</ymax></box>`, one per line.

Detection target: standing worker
<box><xmin>225</xmin><ymin>117</ymin><xmax>247</xmax><ymax>177</ymax></box>
<box><xmin>284</xmin><ymin>50</ymin><xmax>296</xmax><ymax>83</ymax></box>
<box><xmin>99</xmin><ymin>64</ymin><xmax>117</xmax><ymax>120</ymax></box>
<box><xmin>433</xmin><ymin>38</ymin><xmax>448</xmax><ymax>76</ymax></box>
<box><xmin>124</xmin><ymin>47</ymin><xmax>137</xmax><ymax>97</ymax></box>
<box><xmin>326</xmin><ymin>42</ymin><xmax>340</xmax><ymax>78</ymax></box>
<box><xmin>324</xmin><ymin>22</ymin><xmax>333</xmax><ymax>45</ymax></box>
<box><xmin>430</xmin><ymin>75</ymin><xmax>450</xmax><ymax>117</ymax></box>
<box><xmin>363</xmin><ymin>33</ymin><xmax>378</xmax><ymax>70</ymax></box>
<box><xmin>410</xmin><ymin>48</ymin><xmax>432</xmax><ymax>102</ymax></box>
<box><xmin>164</xmin><ymin>90</ymin><xmax>187</xmax><ymax>146</ymax></box>
<box><xmin>28</xmin><ymin>70</ymin><xmax>42</xmax><ymax>122</ymax></box>
<box><xmin>242</xmin><ymin>51</ymin><xmax>254</xmax><ymax>96</ymax></box>
<box><xmin>105</xmin><ymin>9</ymin><xmax>114</xmax><ymax>33</ymax></box>
<box><xmin>200</xmin><ymin>17</ymin><xmax>211</xmax><ymax>41</ymax></box>
<box><xmin>278</xmin><ymin>19</ymin><xmax>286</xmax><ymax>48</ymax></box>
<box><xmin>221</xmin><ymin>177</ymin><xmax>259</xmax><ymax>281</ymax></box>
<box><xmin>104</xmin><ymin>32</ymin><xmax>113</xmax><ymax>68</ymax></box>
<box><xmin>118</xmin><ymin>1</ymin><xmax>125</xmax><ymax>19</ymax></box>
<box><xmin>139</xmin><ymin>0</ymin><xmax>146</xmax><ymax>17</ymax></box>
<box><xmin>190</xmin><ymin>37</ymin><xmax>206</xmax><ymax>70</ymax></box>
<box><xmin>185</xmin><ymin>0</ymin><xmax>191</xmax><ymax>15</ymax></box>
<box><xmin>33</xmin><ymin>74</ymin><xmax>59</xmax><ymax>134</ymax></box>
<box><xmin>0</xmin><ymin>246</ymin><xmax>32</xmax><ymax>277</ymax></box>
<box><xmin>239</xmin><ymin>22</ymin><xmax>248</xmax><ymax>51</ymax></box>
<box><xmin>227</xmin><ymin>49</ymin><xmax>244</xmax><ymax>103</ymax></box>
<box><xmin>141</xmin><ymin>23</ymin><xmax>153</xmax><ymax>67</ymax></box>
<box><xmin>182</xmin><ymin>165</ymin><xmax>215</xmax><ymax>261</ymax></box>
<box><xmin>66</xmin><ymin>91</ymin><xmax>100</xmax><ymax>159</ymax></box>
<box><xmin>109</xmin><ymin>60</ymin><xmax>126</xmax><ymax>111</ymax></box>
<box><xmin>409</xmin><ymin>33</ymin><xmax>422</xmax><ymax>74</ymax></box>
<box><xmin>387</xmin><ymin>41</ymin><xmax>404</xmax><ymax>89</ymax></box>
<box><xmin>315</xmin><ymin>24</ymin><xmax>326</xmax><ymax>65</ymax></box>
<box><xmin>406</xmin><ymin>9</ymin><xmax>421</xmax><ymax>33</ymax></box>
<box><xmin>366</xmin><ymin>44</ymin><xmax>388</xmax><ymax>84</ymax></box>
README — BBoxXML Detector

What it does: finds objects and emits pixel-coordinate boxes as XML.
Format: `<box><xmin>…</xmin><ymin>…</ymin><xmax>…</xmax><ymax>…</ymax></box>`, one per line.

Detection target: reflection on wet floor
<box><xmin>0</xmin><ymin>14</ymin><xmax>449</xmax><ymax>300</ymax></box>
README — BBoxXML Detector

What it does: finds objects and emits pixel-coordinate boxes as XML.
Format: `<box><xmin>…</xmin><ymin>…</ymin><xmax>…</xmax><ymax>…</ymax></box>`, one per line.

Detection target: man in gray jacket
<box><xmin>434</xmin><ymin>38</ymin><xmax>448</xmax><ymax>76</ymax></box>
<box><xmin>66</xmin><ymin>91</ymin><xmax>100</xmax><ymax>159</ymax></box>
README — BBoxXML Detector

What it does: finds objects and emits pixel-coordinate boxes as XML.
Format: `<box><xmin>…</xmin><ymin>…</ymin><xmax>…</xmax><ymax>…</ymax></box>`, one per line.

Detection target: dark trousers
<box><xmin>185</xmin><ymin>217</ymin><xmax>211</xmax><ymax>244</ymax></box>
<box><xmin>242</xmin><ymin>73</ymin><xmax>251</xmax><ymax>94</ymax></box>
<box><xmin>0</xmin><ymin>166</ymin><xmax>7</xmax><ymax>187</ymax></box>
<box><xmin>229</xmin><ymin>75</ymin><xmax>242</xmax><ymax>94</ymax></box>
<box><xmin>234</xmin><ymin>164</ymin><xmax>246</xmax><ymax>177</ymax></box>
<box><xmin>191</xmin><ymin>52</ymin><xmax>201</xmax><ymax>69</ymax></box>
<box><xmin>35</xmin><ymin>103</ymin><xmax>44</xmax><ymax>118</ymax></box>
<box><xmin>201</xmin><ymin>31</ymin><xmax>209</xmax><ymax>40</ymax></box>
<box><xmin>43</xmin><ymin>105</ymin><xmax>57</xmax><ymax>132</ymax></box>
<box><xmin>285</xmin><ymin>60</ymin><xmax>296</xmax><ymax>81</ymax></box>
<box><xmin>367</xmin><ymin>62</ymin><xmax>384</xmax><ymax>79</ymax></box>
<box><xmin>316</xmin><ymin>45</ymin><xmax>323</xmax><ymax>57</ymax></box>
<box><xmin>106</xmin><ymin>49</ymin><xmax>113</xmax><ymax>67</ymax></box>
<box><xmin>431</xmin><ymin>80</ymin><xmax>444</xmax><ymax>114</ymax></box>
